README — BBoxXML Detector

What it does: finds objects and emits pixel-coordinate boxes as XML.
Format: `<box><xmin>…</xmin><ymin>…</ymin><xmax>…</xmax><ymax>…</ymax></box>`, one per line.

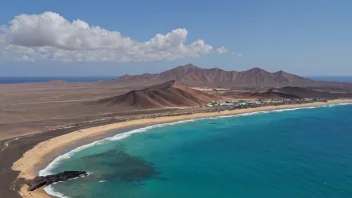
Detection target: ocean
<box><xmin>0</xmin><ymin>76</ymin><xmax>351</xmax><ymax>84</ymax></box>
<box><xmin>0</xmin><ymin>76</ymin><xmax>117</xmax><ymax>84</ymax></box>
<box><xmin>41</xmin><ymin>104</ymin><xmax>352</xmax><ymax>198</ymax></box>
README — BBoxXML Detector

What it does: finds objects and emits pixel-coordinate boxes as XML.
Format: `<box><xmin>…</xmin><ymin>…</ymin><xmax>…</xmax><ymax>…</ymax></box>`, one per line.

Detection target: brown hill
<box><xmin>116</xmin><ymin>64</ymin><xmax>322</xmax><ymax>88</ymax></box>
<box><xmin>277</xmin><ymin>87</ymin><xmax>352</xmax><ymax>99</ymax></box>
<box><xmin>96</xmin><ymin>80</ymin><xmax>220</xmax><ymax>109</ymax></box>
<box><xmin>251</xmin><ymin>87</ymin><xmax>352</xmax><ymax>99</ymax></box>
<box><xmin>251</xmin><ymin>88</ymin><xmax>301</xmax><ymax>99</ymax></box>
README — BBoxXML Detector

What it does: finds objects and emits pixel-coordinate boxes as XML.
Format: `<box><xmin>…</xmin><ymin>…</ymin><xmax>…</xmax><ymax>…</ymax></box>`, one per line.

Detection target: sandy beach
<box><xmin>11</xmin><ymin>99</ymin><xmax>352</xmax><ymax>198</ymax></box>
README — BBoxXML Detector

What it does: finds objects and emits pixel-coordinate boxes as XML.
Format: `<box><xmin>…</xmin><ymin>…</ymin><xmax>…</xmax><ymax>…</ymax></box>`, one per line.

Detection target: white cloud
<box><xmin>0</xmin><ymin>12</ymin><xmax>225</xmax><ymax>62</ymax></box>
<box><xmin>216</xmin><ymin>46</ymin><xmax>227</xmax><ymax>54</ymax></box>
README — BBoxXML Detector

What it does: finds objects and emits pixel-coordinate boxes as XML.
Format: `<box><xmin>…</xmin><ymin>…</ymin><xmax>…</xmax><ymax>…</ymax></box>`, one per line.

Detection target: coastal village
<box><xmin>204</xmin><ymin>98</ymin><xmax>328</xmax><ymax>109</ymax></box>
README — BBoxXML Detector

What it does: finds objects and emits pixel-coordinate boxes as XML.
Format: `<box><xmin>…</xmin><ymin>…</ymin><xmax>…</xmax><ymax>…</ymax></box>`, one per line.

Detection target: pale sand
<box><xmin>13</xmin><ymin>99</ymin><xmax>352</xmax><ymax>198</ymax></box>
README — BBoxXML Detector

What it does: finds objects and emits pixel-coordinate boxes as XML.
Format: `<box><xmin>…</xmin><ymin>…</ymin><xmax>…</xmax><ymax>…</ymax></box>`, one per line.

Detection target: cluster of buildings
<box><xmin>205</xmin><ymin>98</ymin><xmax>326</xmax><ymax>108</ymax></box>
<box><xmin>259</xmin><ymin>98</ymin><xmax>326</xmax><ymax>104</ymax></box>
<box><xmin>205</xmin><ymin>100</ymin><xmax>261</xmax><ymax>108</ymax></box>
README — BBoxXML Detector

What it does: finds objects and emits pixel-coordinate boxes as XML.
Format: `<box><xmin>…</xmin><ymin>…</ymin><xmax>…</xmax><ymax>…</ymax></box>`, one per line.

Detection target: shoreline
<box><xmin>11</xmin><ymin>99</ymin><xmax>352</xmax><ymax>198</ymax></box>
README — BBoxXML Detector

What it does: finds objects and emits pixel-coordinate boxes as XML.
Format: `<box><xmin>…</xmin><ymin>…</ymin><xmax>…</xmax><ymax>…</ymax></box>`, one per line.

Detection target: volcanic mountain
<box><xmin>115</xmin><ymin>64</ymin><xmax>352</xmax><ymax>91</ymax></box>
<box><xmin>117</xmin><ymin>64</ymin><xmax>317</xmax><ymax>88</ymax></box>
<box><xmin>96</xmin><ymin>80</ymin><xmax>220</xmax><ymax>109</ymax></box>
<box><xmin>276</xmin><ymin>87</ymin><xmax>352</xmax><ymax>99</ymax></box>
<box><xmin>251</xmin><ymin>87</ymin><xmax>352</xmax><ymax>99</ymax></box>
<box><xmin>251</xmin><ymin>88</ymin><xmax>301</xmax><ymax>99</ymax></box>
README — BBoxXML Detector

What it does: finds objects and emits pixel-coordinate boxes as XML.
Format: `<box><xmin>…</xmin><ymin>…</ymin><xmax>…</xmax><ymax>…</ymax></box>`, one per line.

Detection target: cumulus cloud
<box><xmin>0</xmin><ymin>12</ymin><xmax>225</xmax><ymax>62</ymax></box>
<box><xmin>216</xmin><ymin>46</ymin><xmax>227</xmax><ymax>54</ymax></box>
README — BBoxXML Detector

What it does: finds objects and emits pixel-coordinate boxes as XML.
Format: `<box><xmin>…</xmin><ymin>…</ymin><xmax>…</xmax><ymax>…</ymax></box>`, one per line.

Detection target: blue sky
<box><xmin>1</xmin><ymin>0</ymin><xmax>351</xmax><ymax>76</ymax></box>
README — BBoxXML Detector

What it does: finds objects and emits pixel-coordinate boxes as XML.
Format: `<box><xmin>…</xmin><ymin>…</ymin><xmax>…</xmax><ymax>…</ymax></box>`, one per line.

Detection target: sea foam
<box><xmin>43</xmin><ymin>185</ymin><xmax>69</xmax><ymax>198</ymax></box>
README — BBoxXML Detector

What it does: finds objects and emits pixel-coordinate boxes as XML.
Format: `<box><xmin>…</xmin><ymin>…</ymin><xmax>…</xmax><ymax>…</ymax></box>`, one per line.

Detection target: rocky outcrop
<box><xmin>27</xmin><ymin>171</ymin><xmax>87</xmax><ymax>191</ymax></box>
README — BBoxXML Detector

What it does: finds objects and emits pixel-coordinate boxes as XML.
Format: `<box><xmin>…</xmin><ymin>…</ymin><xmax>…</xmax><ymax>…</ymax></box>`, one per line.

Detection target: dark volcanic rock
<box><xmin>27</xmin><ymin>171</ymin><xmax>87</xmax><ymax>191</ymax></box>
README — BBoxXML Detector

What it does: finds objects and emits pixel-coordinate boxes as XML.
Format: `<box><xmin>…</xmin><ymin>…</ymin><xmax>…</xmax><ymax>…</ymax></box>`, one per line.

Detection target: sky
<box><xmin>0</xmin><ymin>0</ymin><xmax>351</xmax><ymax>76</ymax></box>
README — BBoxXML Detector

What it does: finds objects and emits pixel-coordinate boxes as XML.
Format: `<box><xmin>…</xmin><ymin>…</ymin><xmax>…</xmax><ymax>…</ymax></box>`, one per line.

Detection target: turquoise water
<box><xmin>42</xmin><ymin>104</ymin><xmax>352</xmax><ymax>198</ymax></box>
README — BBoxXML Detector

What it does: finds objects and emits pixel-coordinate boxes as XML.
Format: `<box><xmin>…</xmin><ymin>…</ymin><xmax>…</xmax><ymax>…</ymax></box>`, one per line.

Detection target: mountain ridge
<box><xmin>116</xmin><ymin>64</ymin><xmax>318</xmax><ymax>88</ymax></box>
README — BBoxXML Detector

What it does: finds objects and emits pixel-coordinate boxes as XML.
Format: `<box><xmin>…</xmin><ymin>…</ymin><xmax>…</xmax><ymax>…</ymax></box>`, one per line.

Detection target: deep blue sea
<box><xmin>0</xmin><ymin>76</ymin><xmax>117</xmax><ymax>84</ymax></box>
<box><xmin>41</xmin><ymin>104</ymin><xmax>352</xmax><ymax>198</ymax></box>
